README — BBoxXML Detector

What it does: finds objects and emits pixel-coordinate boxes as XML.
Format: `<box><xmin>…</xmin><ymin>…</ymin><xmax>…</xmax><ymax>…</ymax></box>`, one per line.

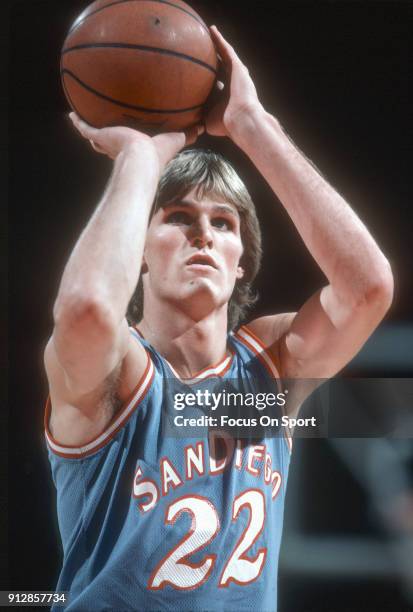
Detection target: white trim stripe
<box><xmin>164</xmin><ymin>354</ymin><xmax>233</xmax><ymax>384</ymax></box>
<box><xmin>45</xmin><ymin>357</ymin><xmax>154</xmax><ymax>457</ymax></box>
<box><xmin>236</xmin><ymin>328</ymin><xmax>279</xmax><ymax>378</ymax></box>
<box><xmin>235</xmin><ymin>326</ymin><xmax>293</xmax><ymax>453</ymax></box>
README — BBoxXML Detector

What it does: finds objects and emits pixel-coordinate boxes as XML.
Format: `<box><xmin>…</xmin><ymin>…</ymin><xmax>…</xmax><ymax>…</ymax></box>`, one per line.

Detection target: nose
<box><xmin>189</xmin><ymin>216</ymin><xmax>213</xmax><ymax>249</ymax></box>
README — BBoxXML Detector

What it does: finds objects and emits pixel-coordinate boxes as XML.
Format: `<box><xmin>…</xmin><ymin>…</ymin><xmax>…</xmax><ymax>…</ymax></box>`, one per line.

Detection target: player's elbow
<box><xmin>53</xmin><ymin>289</ymin><xmax>118</xmax><ymax>340</ymax></box>
<box><xmin>361</xmin><ymin>257</ymin><xmax>394</xmax><ymax>317</ymax></box>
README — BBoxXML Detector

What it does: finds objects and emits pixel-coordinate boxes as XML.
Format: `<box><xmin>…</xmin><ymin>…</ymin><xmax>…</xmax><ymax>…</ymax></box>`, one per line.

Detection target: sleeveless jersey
<box><xmin>45</xmin><ymin>325</ymin><xmax>292</xmax><ymax>612</ymax></box>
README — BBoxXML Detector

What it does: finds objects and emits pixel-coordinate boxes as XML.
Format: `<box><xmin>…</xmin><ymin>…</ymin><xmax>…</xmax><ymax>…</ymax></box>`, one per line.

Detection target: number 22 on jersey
<box><xmin>148</xmin><ymin>489</ymin><xmax>267</xmax><ymax>590</ymax></box>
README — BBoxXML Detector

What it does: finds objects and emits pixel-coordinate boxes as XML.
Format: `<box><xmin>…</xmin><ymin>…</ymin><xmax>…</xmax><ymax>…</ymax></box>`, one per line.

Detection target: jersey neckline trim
<box><xmin>44</xmin><ymin>350</ymin><xmax>154</xmax><ymax>459</ymax></box>
<box><xmin>134</xmin><ymin>325</ymin><xmax>234</xmax><ymax>384</ymax></box>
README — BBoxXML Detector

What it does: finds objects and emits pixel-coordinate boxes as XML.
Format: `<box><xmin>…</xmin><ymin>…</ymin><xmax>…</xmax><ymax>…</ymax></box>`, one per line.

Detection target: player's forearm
<box><xmin>231</xmin><ymin>107</ymin><xmax>393</xmax><ymax>309</ymax></box>
<box><xmin>54</xmin><ymin>144</ymin><xmax>159</xmax><ymax>329</ymax></box>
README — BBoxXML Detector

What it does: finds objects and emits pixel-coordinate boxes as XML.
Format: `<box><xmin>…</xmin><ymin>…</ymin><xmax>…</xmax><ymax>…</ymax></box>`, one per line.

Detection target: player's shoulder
<box><xmin>233</xmin><ymin>313</ymin><xmax>296</xmax><ymax>381</ymax></box>
<box><xmin>44</xmin><ymin>326</ymin><xmax>150</xmax><ymax>448</ymax></box>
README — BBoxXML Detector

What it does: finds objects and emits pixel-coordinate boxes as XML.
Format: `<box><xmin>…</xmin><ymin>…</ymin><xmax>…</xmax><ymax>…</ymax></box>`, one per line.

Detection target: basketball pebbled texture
<box><xmin>61</xmin><ymin>0</ymin><xmax>218</xmax><ymax>133</ymax></box>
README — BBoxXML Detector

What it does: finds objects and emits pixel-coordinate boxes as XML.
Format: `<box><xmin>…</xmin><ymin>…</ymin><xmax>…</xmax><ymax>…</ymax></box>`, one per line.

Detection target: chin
<box><xmin>174</xmin><ymin>279</ymin><xmax>221</xmax><ymax>309</ymax></box>
<box><xmin>184</xmin><ymin>278</ymin><xmax>217</xmax><ymax>299</ymax></box>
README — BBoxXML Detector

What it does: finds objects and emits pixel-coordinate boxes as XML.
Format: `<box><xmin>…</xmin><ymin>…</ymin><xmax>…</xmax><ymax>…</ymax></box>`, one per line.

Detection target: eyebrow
<box><xmin>163</xmin><ymin>199</ymin><xmax>238</xmax><ymax>217</ymax></box>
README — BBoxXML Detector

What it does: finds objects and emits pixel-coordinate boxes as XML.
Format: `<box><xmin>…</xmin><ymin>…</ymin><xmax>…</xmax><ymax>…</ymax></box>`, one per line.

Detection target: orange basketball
<box><xmin>60</xmin><ymin>0</ymin><xmax>218</xmax><ymax>133</ymax></box>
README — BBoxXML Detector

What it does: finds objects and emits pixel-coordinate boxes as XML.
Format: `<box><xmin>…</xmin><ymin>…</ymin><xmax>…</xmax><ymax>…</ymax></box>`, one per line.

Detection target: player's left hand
<box><xmin>204</xmin><ymin>25</ymin><xmax>263</xmax><ymax>138</ymax></box>
<box><xmin>68</xmin><ymin>112</ymin><xmax>204</xmax><ymax>166</ymax></box>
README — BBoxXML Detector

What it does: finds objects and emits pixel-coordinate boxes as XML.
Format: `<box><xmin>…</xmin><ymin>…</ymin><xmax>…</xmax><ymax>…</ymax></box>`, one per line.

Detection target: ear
<box><xmin>236</xmin><ymin>265</ymin><xmax>244</xmax><ymax>280</ymax></box>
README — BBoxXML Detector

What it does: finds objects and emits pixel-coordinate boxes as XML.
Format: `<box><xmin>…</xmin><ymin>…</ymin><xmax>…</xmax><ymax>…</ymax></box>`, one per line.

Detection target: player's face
<box><xmin>143</xmin><ymin>188</ymin><xmax>244</xmax><ymax>317</ymax></box>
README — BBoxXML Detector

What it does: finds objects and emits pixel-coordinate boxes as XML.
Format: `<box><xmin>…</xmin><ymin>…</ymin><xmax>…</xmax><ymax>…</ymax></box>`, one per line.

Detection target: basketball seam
<box><xmin>61</xmin><ymin>69</ymin><xmax>205</xmax><ymax>114</ymax></box>
<box><xmin>66</xmin><ymin>0</ymin><xmax>209</xmax><ymax>39</ymax></box>
<box><xmin>62</xmin><ymin>42</ymin><xmax>217</xmax><ymax>75</ymax></box>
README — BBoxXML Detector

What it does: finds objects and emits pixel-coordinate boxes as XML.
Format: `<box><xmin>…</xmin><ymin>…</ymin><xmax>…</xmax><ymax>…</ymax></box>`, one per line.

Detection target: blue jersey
<box><xmin>45</xmin><ymin>325</ymin><xmax>292</xmax><ymax>612</ymax></box>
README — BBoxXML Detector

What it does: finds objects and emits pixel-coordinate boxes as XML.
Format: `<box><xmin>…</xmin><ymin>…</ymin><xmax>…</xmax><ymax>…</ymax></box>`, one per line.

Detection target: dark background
<box><xmin>7</xmin><ymin>1</ymin><xmax>412</xmax><ymax>611</ymax></box>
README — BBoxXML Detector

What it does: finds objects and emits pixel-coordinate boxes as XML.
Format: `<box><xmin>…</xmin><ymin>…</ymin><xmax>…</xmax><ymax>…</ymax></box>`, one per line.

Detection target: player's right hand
<box><xmin>205</xmin><ymin>26</ymin><xmax>263</xmax><ymax>139</ymax></box>
<box><xmin>68</xmin><ymin>112</ymin><xmax>204</xmax><ymax>169</ymax></box>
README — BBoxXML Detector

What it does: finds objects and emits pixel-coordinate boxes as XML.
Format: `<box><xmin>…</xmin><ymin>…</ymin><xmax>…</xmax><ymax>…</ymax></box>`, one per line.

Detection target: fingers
<box><xmin>69</xmin><ymin>113</ymin><xmax>113</xmax><ymax>156</ymax></box>
<box><xmin>69</xmin><ymin>112</ymin><xmax>97</xmax><ymax>140</ymax></box>
<box><xmin>210</xmin><ymin>25</ymin><xmax>239</xmax><ymax>65</ymax></box>
<box><xmin>89</xmin><ymin>139</ymin><xmax>106</xmax><ymax>155</ymax></box>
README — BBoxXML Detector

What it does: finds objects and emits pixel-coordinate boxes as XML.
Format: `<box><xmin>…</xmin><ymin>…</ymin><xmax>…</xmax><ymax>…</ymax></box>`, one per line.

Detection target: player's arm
<box><xmin>45</xmin><ymin>118</ymin><xmax>201</xmax><ymax>444</ymax></box>
<box><xmin>207</xmin><ymin>27</ymin><xmax>393</xmax><ymax>383</ymax></box>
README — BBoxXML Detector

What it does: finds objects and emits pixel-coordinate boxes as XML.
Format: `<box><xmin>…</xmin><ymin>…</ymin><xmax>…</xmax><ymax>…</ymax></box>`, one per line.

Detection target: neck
<box><xmin>139</xmin><ymin>300</ymin><xmax>229</xmax><ymax>378</ymax></box>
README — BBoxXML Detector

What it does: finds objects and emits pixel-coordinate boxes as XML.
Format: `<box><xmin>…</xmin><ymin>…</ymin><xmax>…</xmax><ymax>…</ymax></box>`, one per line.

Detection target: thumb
<box><xmin>184</xmin><ymin>123</ymin><xmax>205</xmax><ymax>146</ymax></box>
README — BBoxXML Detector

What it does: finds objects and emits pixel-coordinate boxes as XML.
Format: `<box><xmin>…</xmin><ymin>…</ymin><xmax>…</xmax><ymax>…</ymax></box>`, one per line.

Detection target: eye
<box><xmin>165</xmin><ymin>211</ymin><xmax>192</xmax><ymax>225</ymax></box>
<box><xmin>212</xmin><ymin>217</ymin><xmax>233</xmax><ymax>230</ymax></box>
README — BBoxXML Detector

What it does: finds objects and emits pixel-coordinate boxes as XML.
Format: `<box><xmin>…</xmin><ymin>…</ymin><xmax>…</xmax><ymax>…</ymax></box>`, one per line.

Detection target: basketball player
<box><xmin>44</xmin><ymin>27</ymin><xmax>393</xmax><ymax>611</ymax></box>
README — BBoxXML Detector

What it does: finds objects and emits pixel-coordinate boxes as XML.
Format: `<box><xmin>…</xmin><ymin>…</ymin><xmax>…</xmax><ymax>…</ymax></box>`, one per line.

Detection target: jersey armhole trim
<box><xmin>234</xmin><ymin>325</ymin><xmax>293</xmax><ymax>454</ymax></box>
<box><xmin>44</xmin><ymin>350</ymin><xmax>155</xmax><ymax>459</ymax></box>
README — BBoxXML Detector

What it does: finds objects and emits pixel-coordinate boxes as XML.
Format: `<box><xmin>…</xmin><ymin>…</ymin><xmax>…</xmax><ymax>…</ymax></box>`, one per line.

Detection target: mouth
<box><xmin>186</xmin><ymin>254</ymin><xmax>218</xmax><ymax>269</ymax></box>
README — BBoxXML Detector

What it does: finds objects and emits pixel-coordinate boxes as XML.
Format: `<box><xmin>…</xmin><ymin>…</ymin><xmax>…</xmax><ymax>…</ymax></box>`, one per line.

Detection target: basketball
<box><xmin>60</xmin><ymin>0</ymin><xmax>218</xmax><ymax>134</ymax></box>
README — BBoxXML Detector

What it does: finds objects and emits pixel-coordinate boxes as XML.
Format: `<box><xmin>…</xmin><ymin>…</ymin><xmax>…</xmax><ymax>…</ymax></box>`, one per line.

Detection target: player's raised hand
<box><xmin>68</xmin><ymin>112</ymin><xmax>204</xmax><ymax>169</ymax></box>
<box><xmin>205</xmin><ymin>25</ymin><xmax>263</xmax><ymax>138</ymax></box>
